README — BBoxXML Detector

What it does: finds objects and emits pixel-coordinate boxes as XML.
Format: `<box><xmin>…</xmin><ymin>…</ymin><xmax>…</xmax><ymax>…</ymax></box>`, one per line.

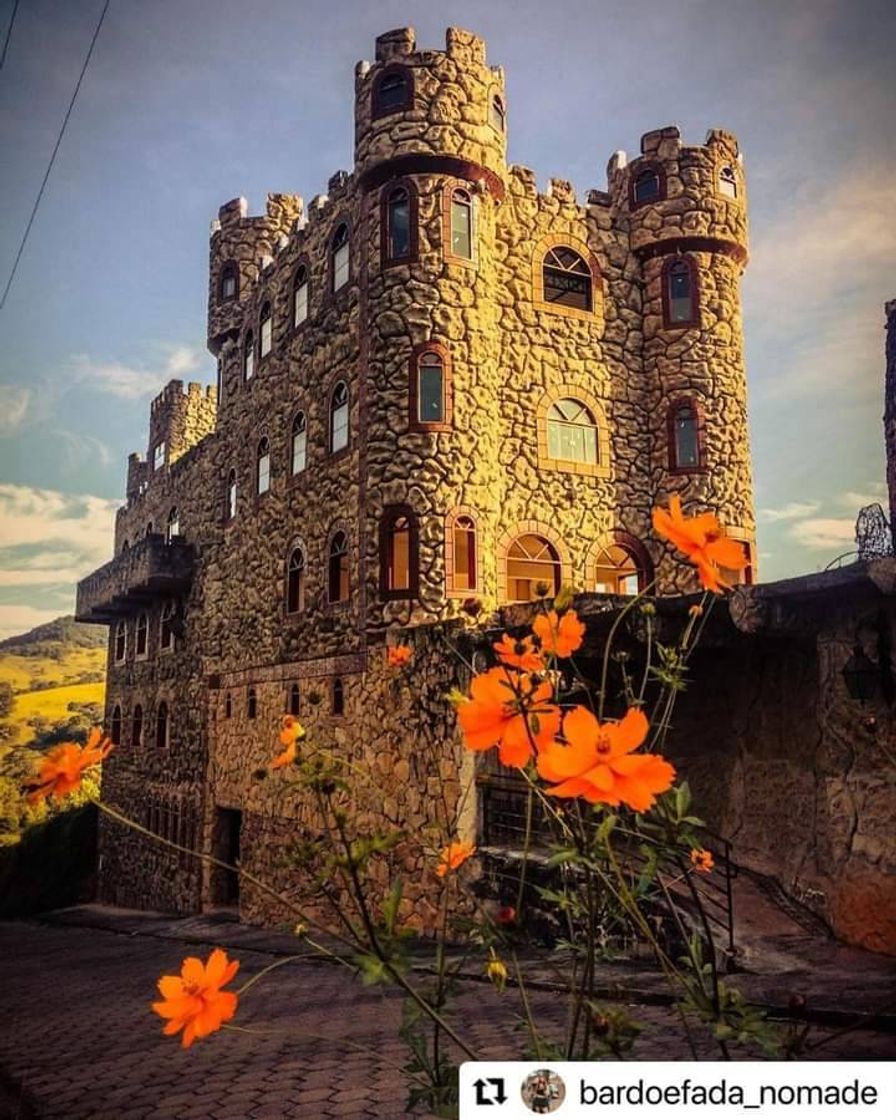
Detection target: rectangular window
<box><xmin>292</xmin><ymin>432</ymin><xmax>306</xmax><ymax>474</ymax></box>
<box><xmin>258</xmin><ymin>455</ymin><xmax>271</xmax><ymax>495</ymax></box>
<box><xmin>454</xmin><ymin>526</ymin><xmax>476</xmax><ymax>590</ymax></box>
<box><xmin>418</xmin><ymin>365</ymin><xmax>444</xmax><ymax>423</ymax></box>
<box><xmin>451</xmin><ymin>201</ymin><xmax>472</xmax><ymax>258</ymax></box>
<box><xmin>332</xmin><ymin>408</ymin><xmax>348</xmax><ymax>453</ymax></box>
<box><xmin>153</xmin><ymin>442</ymin><xmax>166</xmax><ymax>470</ymax></box>
<box><xmin>333</xmin><ymin>244</ymin><xmax>350</xmax><ymax>291</ymax></box>
<box><xmin>260</xmin><ymin>318</ymin><xmax>272</xmax><ymax>356</ymax></box>
<box><xmin>294</xmin><ymin>282</ymin><xmax>308</xmax><ymax>327</ymax></box>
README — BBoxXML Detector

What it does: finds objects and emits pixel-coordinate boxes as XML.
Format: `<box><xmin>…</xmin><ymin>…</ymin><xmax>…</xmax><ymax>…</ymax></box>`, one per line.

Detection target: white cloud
<box><xmin>758</xmin><ymin>500</ymin><xmax>820</xmax><ymax>523</ymax></box>
<box><xmin>0</xmin><ymin>386</ymin><xmax>31</xmax><ymax>432</ymax></box>
<box><xmin>69</xmin><ymin>345</ymin><xmax>205</xmax><ymax>399</ymax></box>
<box><xmin>53</xmin><ymin>429</ymin><xmax>113</xmax><ymax>469</ymax></box>
<box><xmin>0</xmin><ymin>604</ymin><xmax>67</xmax><ymax>642</ymax></box>
<box><xmin>839</xmin><ymin>484</ymin><xmax>888</xmax><ymax>511</ymax></box>
<box><xmin>788</xmin><ymin>517</ymin><xmax>856</xmax><ymax>550</ymax></box>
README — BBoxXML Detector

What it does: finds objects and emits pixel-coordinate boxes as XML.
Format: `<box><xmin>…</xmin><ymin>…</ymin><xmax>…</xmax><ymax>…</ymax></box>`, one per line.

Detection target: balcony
<box><xmin>75</xmin><ymin>534</ymin><xmax>193</xmax><ymax>623</ymax></box>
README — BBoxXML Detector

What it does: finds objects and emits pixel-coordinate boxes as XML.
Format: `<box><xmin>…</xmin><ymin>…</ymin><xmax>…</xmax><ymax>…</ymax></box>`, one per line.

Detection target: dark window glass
<box><xmin>453</xmin><ymin>515</ymin><xmax>477</xmax><ymax>591</ymax></box>
<box><xmin>156</xmin><ymin>702</ymin><xmax>169</xmax><ymax>750</ymax></box>
<box><xmin>110</xmin><ymin>704</ymin><xmax>122</xmax><ymax>746</ymax></box>
<box><xmin>136</xmin><ymin>614</ymin><xmax>148</xmax><ymax>657</ymax></box>
<box><xmin>633</xmin><ymin>168</ymin><xmax>661</xmax><ymax>203</ymax></box>
<box><xmin>387</xmin><ymin>187</ymin><xmax>411</xmax><ymax>259</ymax></box>
<box><xmin>376</xmin><ymin>72</ymin><xmax>407</xmax><ymax>113</ymax></box>
<box><xmin>328</xmin><ymin>531</ymin><xmax>349</xmax><ymax>603</ymax></box>
<box><xmin>132</xmin><ymin>704</ymin><xmax>143</xmax><ymax>747</ymax></box>
<box><xmin>719</xmin><ymin>165</ymin><xmax>738</xmax><ymax>199</ymax></box>
<box><xmin>287</xmin><ymin>548</ymin><xmax>305</xmax><ymax>613</ymax></box>
<box><xmin>543</xmin><ymin>247</ymin><xmax>592</xmax><ymax>310</ymax></box>
<box><xmin>220</xmin><ymin>263</ymin><xmax>238</xmax><ymax>300</ymax></box>
<box><xmin>450</xmin><ymin>190</ymin><xmax>472</xmax><ymax>259</ymax></box>
<box><xmin>247</xmin><ymin>687</ymin><xmax>257</xmax><ymax>720</ymax></box>
<box><xmin>166</xmin><ymin>507</ymin><xmax>179</xmax><ymax>543</ymax></box>
<box><xmin>332</xmin><ymin>677</ymin><xmax>345</xmax><ymax>716</ymax></box>
<box><xmin>288</xmin><ymin>683</ymin><xmax>300</xmax><ymax>717</ymax></box>
<box><xmin>160</xmin><ymin>601</ymin><xmax>176</xmax><ymax>651</ymax></box>
<box><xmin>668</xmin><ymin>261</ymin><xmax>693</xmax><ymax>322</ymax></box>
<box><xmin>418</xmin><ymin>352</ymin><xmax>444</xmax><ymax>423</ymax></box>
<box><xmin>114</xmin><ymin>622</ymin><xmax>126</xmax><ymax>663</ymax></box>
<box><xmin>224</xmin><ymin>693</ymin><xmax>232</xmax><ymax>719</ymax></box>
<box><xmin>674</xmin><ymin>405</ymin><xmax>700</xmax><ymax>467</ymax></box>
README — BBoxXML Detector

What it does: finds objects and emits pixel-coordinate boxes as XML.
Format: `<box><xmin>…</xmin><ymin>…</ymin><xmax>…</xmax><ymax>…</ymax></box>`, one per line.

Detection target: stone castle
<box><xmin>77</xmin><ymin>27</ymin><xmax>757</xmax><ymax>924</ymax></box>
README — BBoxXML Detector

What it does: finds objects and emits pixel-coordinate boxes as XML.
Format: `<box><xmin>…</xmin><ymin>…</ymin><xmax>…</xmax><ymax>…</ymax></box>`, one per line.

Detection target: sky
<box><xmin>0</xmin><ymin>0</ymin><xmax>893</xmax><ymax>640</ymax></box>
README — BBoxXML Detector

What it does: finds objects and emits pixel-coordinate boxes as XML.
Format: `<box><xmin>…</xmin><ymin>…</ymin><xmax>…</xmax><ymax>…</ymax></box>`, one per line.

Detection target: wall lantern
<box><xmin>841</xmin><ymin>643</ymin><xmax>879</xmax><ymax>703</ymax></box>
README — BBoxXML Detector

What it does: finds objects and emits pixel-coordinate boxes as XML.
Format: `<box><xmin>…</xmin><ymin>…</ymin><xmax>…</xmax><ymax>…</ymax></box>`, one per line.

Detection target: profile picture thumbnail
<box><xmin>521</xmin><ymin>1068</ymin><xmax>565</xmax><ymax>1114</ymax></box>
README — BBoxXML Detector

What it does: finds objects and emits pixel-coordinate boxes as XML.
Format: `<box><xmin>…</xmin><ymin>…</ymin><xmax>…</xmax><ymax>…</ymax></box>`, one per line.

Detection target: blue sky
<box><xmin>0</xmin><ymin>0</ymin><xmax>893</xmax><ymax>638</ymax></box>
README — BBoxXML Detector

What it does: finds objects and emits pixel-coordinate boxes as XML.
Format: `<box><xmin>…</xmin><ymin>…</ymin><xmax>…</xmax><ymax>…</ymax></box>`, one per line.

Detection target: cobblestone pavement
<box><xmin>1</xmin><ymin>921</ymin><xmax>893</xmax><ymax>1120</ymax></box>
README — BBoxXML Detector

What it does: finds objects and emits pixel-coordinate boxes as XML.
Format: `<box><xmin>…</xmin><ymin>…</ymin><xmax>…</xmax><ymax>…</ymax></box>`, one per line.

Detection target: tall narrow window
<box><xmin>372</xmin><ymin>67</ymin><xmax>411</xmax><ymax>117</ymax></box>
<box><xmin>110</xmin><ymin>704</ymin><xmax>122</xmax><ymax>745</ymax></box>
<box><xmin>332</xmin><ymin>677</ymin><xmax>345</xmax><ymax>716</ymax></box>
<box><xmin>450</xmin><ymin>189</ymin><xmax>473</xmax><ymax>259</ymax></box>
<box><xmin>259</xmin><ymin>301</ymin><xmax>273</xmax><ymax>357</ymax></box>
<box><xmin>664</xmin><ymin>258</ymin><xmax>697</xmax><ymax>326</ymax></box>
<box><xmin>632</xmin><ymin>165</ymin><xmax>662</xmax><ymax>205</ymax></box>
<box><xmin>226</xmin><ymin>469</ymin><xmax>237</xmax><ymax>521</ymax></box>
<box><xmin>543</xmin><ymin>247</ymin><xmax>592</xmax><ymax>310</ymax></box>
<box><xmin>451</xmin><ymin>515</ymin><xmax>477</xmax><ymax>592</ymax></box>
<box><xmin>547</xmin><ymin>399</ymin><xmax>598</xmax><ymax>464</ymax></box>
<box><xmin>380</xmin><ymin>507</ymin><xmax>418</xmax><ymax>598</ymax></box>
<box><xmin>291</xmin><ymin>412</ymin><xmax>307</xmax><ymax>475</ymax></box>
<box><xmin>224</xmin><ymin>692</ymin><xmax>232</xmax><ymax>719</ymax></box>
<box><xmin>243</xmin><ymin>332</ymin><xmax>255</xmax><ymax>381</ymax></box>
<box><xmin>135</xmin><ymin>613</ymin><xmax>148</xmax><ymax>658</ymax></box>
<box><xmin>293</xmin><ymin>266</ymin><xmax>309</xmax><ymax>327</ymax></box>
<box><xmin>247</xmin><ymin>687</ymin><xmax>257</xmax><ymax>719</ymax></box>
<box><xmin>719</xmin><ymin>165</ymin><xmax>738</xmax><ymax>199</ymax></box>
<box><xmin>385</xmin><ymin>185</ymin><xmax>412</xmax><ymax>262</ymax></box>
<box><xmin>328</xmin><ymin>531</ymin><xmax>350</xmax><ymax>603</ymax></box>
<box><xmin>670</xmin><ymin>402</ymin><xmax>701</xmax><ymax>469</ymax></box>
<box><xmin>166</xmin><ymin>507</ymin><xmax>180</xmax><ymax>543</ymax></box>
<box><xmin>286</xmin><ymin>547</ymin><xmax>305</xmax><ymax>613</ymax></box>
<box><xmin>331</xmin><ymin>224</ymin><xmax>350</xmax><ymax>292</ymax></box>
<box><xmin>156</xmin><ymin>701</ymin><xmax>169</xmax><ymax>750</ymax></box>
<box><xmin>219</xmin><ymin>261</ymin><xmax>239</xmax><ymax>301</ymax></box>
<box><xmin>506</xmin><ymin>534</ymin><xmax>562</xmax><ymax>601</ymax></box>
<box><xmin>132</xmin><ymin>704</ymin><xmax>143</xmax><ymax>747</ymax></box>
<box><xmin>153</xmin><ymin>442</ymin><xmax>166</xmax><ymax>471</ymax></box>
<box><xmin>288</xmin><ymin>683</ymin><xmax>300</xmax><ymax>717</ymax></box>
<box><xmin>256</xmin><ymin>437</ymin><xmax>271</xmax><ymax>495</ymax></box>
<box><xmin>330</xmin><ymin>381</ymin><xmax>349</xmax><ymax>453</ymax></box>
<box><xmin>417</xmin><ymin>351</ymin><xmax>444</xmax><ymax>424</ymax></box>
<box><xmin>489</xmin><ymin>94</ymin><xmax>505</xmax><ymax>132</ymax></box>
<box><xmin>114</xmin><ymin>621</ymin><xmax>126</xmax><ymax>664</ymax></box>
<box><xmin>160</xmin><ymin>601</ymin><xmax>176</xmax><ymax>652</ymax></box>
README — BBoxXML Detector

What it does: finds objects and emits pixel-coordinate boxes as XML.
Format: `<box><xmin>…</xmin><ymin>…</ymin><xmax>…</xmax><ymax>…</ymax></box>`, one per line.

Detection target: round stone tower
<box><xmin>609</xmin><ymin>125</ymin><xmax>755</xmax><ymax>590</ymax></box>
<box><xmin>353</xmin><ymin>28</ymin><xmax>510</xmax><ymax>626</ymax></box>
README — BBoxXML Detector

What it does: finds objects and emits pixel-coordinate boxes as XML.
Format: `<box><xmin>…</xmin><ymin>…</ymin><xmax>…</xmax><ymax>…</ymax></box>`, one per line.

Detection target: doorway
<box><xmin>211</xmin><ymin>807</ymin><xmax>242</xmax><ymax>908</ymax></box>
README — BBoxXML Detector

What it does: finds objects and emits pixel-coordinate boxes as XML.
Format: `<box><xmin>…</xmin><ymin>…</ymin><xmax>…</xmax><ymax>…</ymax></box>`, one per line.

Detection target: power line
<box><xmin>0</xmin><ymin>0</ymin><xmax>110</xmax><ymax>312</ymax></box>
<box><xmin>0</xmin><ymin>0</ymin><xmax>20</xmax><ymax>70</ymax></box>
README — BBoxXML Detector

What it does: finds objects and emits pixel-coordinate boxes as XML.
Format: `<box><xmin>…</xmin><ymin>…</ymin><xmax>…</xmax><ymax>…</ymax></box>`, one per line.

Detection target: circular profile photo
<box><xmin>521</xmin><ymin>1068</ymin><xmax>565</xmax><ymax>1114</ymax></box>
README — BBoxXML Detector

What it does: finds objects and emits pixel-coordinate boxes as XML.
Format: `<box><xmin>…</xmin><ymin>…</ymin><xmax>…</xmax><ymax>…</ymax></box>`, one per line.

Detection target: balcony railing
<box><xmin>75</xmin><ymin>534</ymin><xmax>193</xmax><ymax>623</ymax></box>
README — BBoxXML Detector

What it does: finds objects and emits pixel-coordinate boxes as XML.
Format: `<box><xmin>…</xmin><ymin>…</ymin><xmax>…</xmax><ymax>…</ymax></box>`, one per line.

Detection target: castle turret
<box><xmin>610</xmin><ymin>126</ymin><xmax>755</xmax><ymax>588</ymax></box>
<box><xmin>148</xmin><ymin>380</ymin><xmax>218</xmax><ymax>470</ymax></box>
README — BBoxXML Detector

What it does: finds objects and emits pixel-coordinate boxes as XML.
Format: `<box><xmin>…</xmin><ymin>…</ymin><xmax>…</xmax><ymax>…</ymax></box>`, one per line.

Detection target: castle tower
<box><xmin>885</xmin><ymin>299</ymin><xmax>896</xmax><ymax>536</ymax></box>
<box><xmin>611</xmin><ymin>126</ymin><xmax>755</xmax><ymax>590</ymax></box>
<box><xmin>147</xmin><ymin>380</ymin><xmax>218</xmax><ymax>470</ymax></box>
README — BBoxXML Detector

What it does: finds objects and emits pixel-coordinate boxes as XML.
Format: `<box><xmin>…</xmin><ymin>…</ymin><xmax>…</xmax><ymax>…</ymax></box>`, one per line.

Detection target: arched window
<box><xmin>256</xmin><ymin>437</ymin><xmax>271</xmax><ymax>495</ymax></box>
<box><xmin>330</xmin><ymin>381</ymin><xmax>349</xmax><ymax>453</ymax></box>
<box><xmin>156</xmin><ymin>701</ymin><xmax>169</xmax><ymax>750</ymax></box>
<box><xmin>160</xmin><ymin>601</ymin><xmax>177</xmax><ymax>652</ymax></box>
<box><xmin>414</xmin><ymin>349</ymin><xmax>445</xmax><ymax>425</ymax></box>
<box><xmin>293</xmin><ymin>265</ymin><xmax>309</xmax><ymax>327</ymax></box>
<box><xmin>372</xmin><ymin>66</ymin><xmax>411</xmax><ymax>118</ymax></box>
<box><xmin>219</xmin><ymin>261</ymin><xmax>239</xmax><ymax>301</ymax></box>
<box><xmin>451</xmin><ymin>514</ymin><xmax>477</xmax><ymax>592</ymax></box>
<box><xmin>328</xmin><ymin>530</ymin><xmax>350</xmax><ymax>603</ymax></box>
<box><xmin>166</xmin><ymin>507</ymin><xmax>180</xmax><ymax>543</ymax></box>
<box><xmin>114</xmin><ymin>621</ymin><xmax>126</xmax><ymax>664</ymax></box>
<box><xmin>543</xmin><ymin>247</ymin><xmax>592</xmax><ymax>311</ymax></box>
<box><xmin>224</xmin><ymin>692</ymin><xmax>232</xmax><ymax>719</ymax></box>
<box><xmin>247</xmin><ymin>686</ymin><xmax>257</xmax><ymax>720</ymax></box>
<box><xmin>719</xmin><ymin>165</ymin><xmax>738</xmax><ymax>199</ymax></box>
<box><xmin>594</xmin><ymin>544</ymin><xmax>642</xmax><ymax>596</ymax></box>
<box><xmin>291</xmin><ymin>412</ymin><xmax>307</xmax><ymax>475</ymax></box>
<box><xmin>663</xmin><ymin>257</ymin><xmax>698</xmax><ymax>327</ymax></box>
<box><xmin>668</xmin><ymin>401</ymin><xmax>703</xmax><ymax>470</ymax></box>
<box><xmin>286</xmin><ymin>547</ymin><xmax>305</xmax><ymax>613</ymax></box>
<box><xmin>332</xmin><ymin>677</ymin><xmax>345</xmax><ymax>716</ymax></box>
<box><xmin>383</xmin><ymin>185</ymin><xmax>413</xmax><ymax>263</ymax></box>
<box><xmin>331</xmin><ymin>224</ymin><xmax>350</xmax><ymax>292</ymax></box>
<box><xmin>243</xmin><ymin>331</ymin><xmax>255</xmax><ymax>380</ymax></box>
<box><xmin>226</xmin><ymin>469</ymin><xmax>237</xmax><ymax>521</ymax></box>
<box><xmin>380</xmin><ymin>507</ymin><xmax>418</xmax><ymax>598</ymax></box>
<box><xmin>489</xmin><ymin>93</ymin><xmax>505</xmax><ymax>132</ymax></box>
<box><xmin>449</xmin><ymin>188</ymin><xmax>473</xmax><ymax>259</ymax></box>
<box><xmin>547</xmin><ymin>399</ymin><xmax>598</xmax><ymax>464</ymax></box>
<box><xmin>259</xmin><ymin>301</ymin><xmax>273</xmax><ymax>357</ymax></box>
<box><xmin>146</xmin><ymin>520</ymin><xmax>154</xmax><ymax>536</ymax></box>
<box><xmin>135</xmin><ymin>613</ymin><xmax>148</xmax><ymax>658</ymax></box>
<box><xmin>110</xmin><ymin>704</ymin><xmax>122</xmax><ymax>745</ymax></box>
<box><xmin>632</xmin><ymin>165</ymin><xmax>663</xmax><ymax>205</ymax></box>
<box><xmin>132</xmin><ymin>704</ymin><xmax>143</xmax><ymax>747</ymax></box>
<box><xmin>506</xmin><ymin>535</ymin><xmax>562</xmax><ymax>601</ymax></box>
<box><xmin>288</xmin><ymin>683</ymin><xmax>300</xmax><ymax>717</ymax></box>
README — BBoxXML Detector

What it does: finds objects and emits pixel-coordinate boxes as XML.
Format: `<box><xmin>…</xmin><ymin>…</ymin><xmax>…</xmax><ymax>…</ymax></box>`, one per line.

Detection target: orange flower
<box><xmin>653</xmin><ymin>495</ymin><xmax>747</xmax><ymax>594</ymax></box>
<box><xmin>492</xmin><ymin>633</ymin><xmax>544</xmax><ymax>672</ymax></box>
<box><xmin>537</xmin><ymin>706</ymin><xmax>675</xmax><ymax>812</ymax></box>
<box><xmin>386</xmin><ymin>644</ymin><xmax>412</xmax><ymax>668</ymax></box>
<box><xmin>457</xmin><ymin>667</ymin><xmax>561</xmax><ymax>768</ymax></box>
<box><xmin>690</xmin><ymin>847</ymin><xmax>714</xmax><ymax>873</ymax></box>
<box><xmin>272</xmin><ymin>715</ymin><xmax>305</xmax><ymax>770</ymax></box>
<box><xmin>151</xmin><ymin>948</ymin><xmax>239</xmax><ymax>1048</ymax></box>
<box><xmin>437</xmin><ymin>839</ymin><xmax>476</xmax><ymax>877</ymax></box>
<box><xmin>24</xmin><ymin>727</ymin><xmax>112</xmax><ymax>805</ymax></box>
<box><xmin>533</xmin><ymin>609</ymin><xmax>585</xmax><ymax>659</ymax></box>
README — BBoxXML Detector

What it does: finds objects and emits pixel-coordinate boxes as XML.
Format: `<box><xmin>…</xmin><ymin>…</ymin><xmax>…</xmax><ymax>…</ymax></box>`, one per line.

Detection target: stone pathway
<box><xmin>0</xmin><ymin>915</ymin><xmax>894</xmax><ymax>1119</ymax></box>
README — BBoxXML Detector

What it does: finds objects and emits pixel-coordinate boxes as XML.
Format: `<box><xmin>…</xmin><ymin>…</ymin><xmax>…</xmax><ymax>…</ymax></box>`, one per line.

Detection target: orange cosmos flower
<box><xmin>537</xmin><ymin>706</ymin><xmax>675</xmax><ymax>812</ymax></box>
<box><xmin>457</xmin><ymin>667</ymin><xmax>561</xmax><ymax>768</ymax></box>
<box><xmin>152</xmin><ymin>948</ymin><xmax>239</xmax><ymax>1049</ymax></box>
<box><xmin>532</xmin><ymin>609</ymin><xmax>585</xmax><ymax>659</ymax></box>
<box><xmin>24</xmin><ymin>727</ymin><xmax>113</xmax><ymax>805</ymax></box>
<box><xmin>437</xmin><ymin>839</ymin><xmax>476</xmax><ymax>877</ymax></box>
<box><xmin>386</xmin><ymin>644</ymin><xmax>412</xmax><ymax>668</ymax></box>
<box><xmin>690</xmin><ymin>848</ymin><xmax>714</xmax><ymax>873</ymax></box>
<box><xmin>272</xmin><ymin>715</ymin><xmax>305</xmax><ymax>770</ymax></box>
<box><xmin>492</xmin><ymin>633</ymin><xmax>544</xmax><ymax>672</ymax></box>
<box><xmin>652</xmin><ymin>495</ymin><xmax>747</xmax><ymax>594</ymax></box>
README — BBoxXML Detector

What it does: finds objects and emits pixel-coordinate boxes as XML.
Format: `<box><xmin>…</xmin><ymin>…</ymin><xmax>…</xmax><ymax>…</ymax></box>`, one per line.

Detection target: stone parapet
<box><xmin>75</xmin><ymin>534</ymin><xmax>193</xmax><ymax>623</ymax></box>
